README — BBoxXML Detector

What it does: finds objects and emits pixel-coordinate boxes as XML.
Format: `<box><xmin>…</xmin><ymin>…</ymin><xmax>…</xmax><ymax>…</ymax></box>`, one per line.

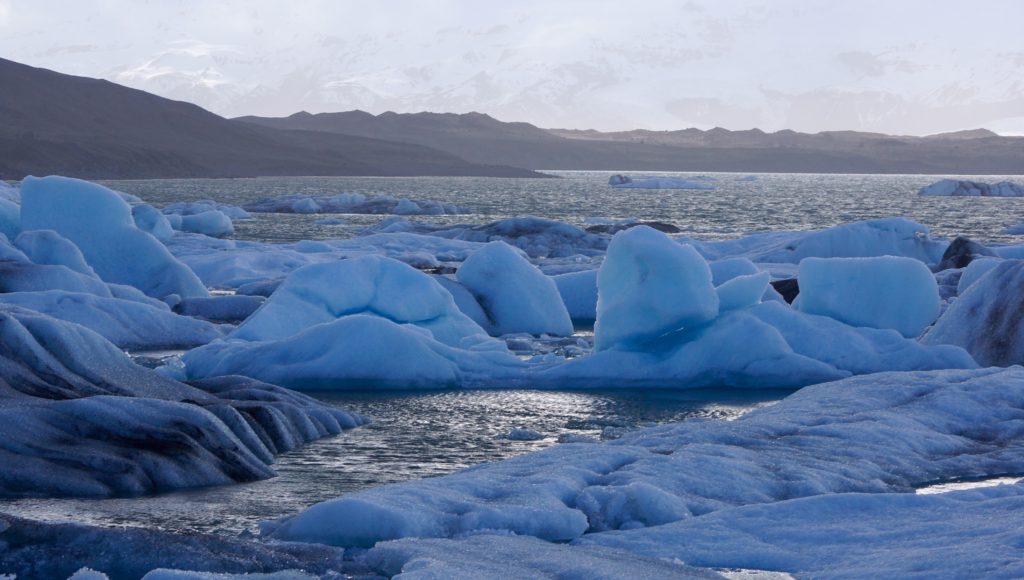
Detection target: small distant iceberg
<box><xmin>244</xmin><ymin>192</ymin><xmax>468</xmax><ymax>215</ymax></box>
<box><xmin>608</xmin><ymin>175</ymin><xmax>715</xmax><ymax>190</ymax></box>
<box><xmin>919</xmin><ymin>179</ymin><xmax>1024</xmax><ymax>197</ymax></box>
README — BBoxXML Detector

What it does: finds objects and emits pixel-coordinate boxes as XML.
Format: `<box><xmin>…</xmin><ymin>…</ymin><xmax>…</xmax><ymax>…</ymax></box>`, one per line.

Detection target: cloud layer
<box><xmin>2</xmin><ymin>0</ymin><xmax>1023</xmax><ymax>134</ymax></box>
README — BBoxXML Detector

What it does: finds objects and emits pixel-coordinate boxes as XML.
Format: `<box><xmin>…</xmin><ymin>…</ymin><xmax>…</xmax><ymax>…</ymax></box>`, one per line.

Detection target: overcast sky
<box><xmin>2</xmin><ymin>0</ymin><xmax>1023</xmax><ymax>134</ymax></box>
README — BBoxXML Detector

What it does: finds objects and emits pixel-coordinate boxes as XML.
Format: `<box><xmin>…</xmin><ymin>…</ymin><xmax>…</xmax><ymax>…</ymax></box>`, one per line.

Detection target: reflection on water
<box><xmin>0</xmin><ymin>388</ymin><xmax>787</xmax><ymax>536</ymax></box>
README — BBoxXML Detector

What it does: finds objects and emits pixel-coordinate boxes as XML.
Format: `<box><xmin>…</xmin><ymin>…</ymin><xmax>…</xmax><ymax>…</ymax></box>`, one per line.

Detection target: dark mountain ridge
<box><xmin>239</xmin><ymin>110</ymin><xmax>1024</xmax><ymax>175</ymax></box>
<box><xmin>0</xmin><ymin>58</ymin><xmax>540</xmax><ymax>180</ymax></box>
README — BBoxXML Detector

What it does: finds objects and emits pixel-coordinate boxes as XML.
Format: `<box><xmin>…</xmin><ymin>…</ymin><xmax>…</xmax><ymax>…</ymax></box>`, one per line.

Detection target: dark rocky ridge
<box><xmin>0</xmin><ymin>58</ymin><xmax>541</xmax><ymax>180</ymax></box>
<box><xmin>239</xmin><ymin>110</ymin><xmax>1024</xmax><ymax>175</ymax></box>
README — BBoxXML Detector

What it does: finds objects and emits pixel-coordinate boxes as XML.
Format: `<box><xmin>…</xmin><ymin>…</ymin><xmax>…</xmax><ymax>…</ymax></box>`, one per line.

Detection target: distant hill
<box><xmin>239</xmin><ymin>110</ymin><xmax>1024</xmax><ymax>175</ymax></box>
<box><xmin>0</xmin><ymin>58</ymin><xmax>540</xmax><ymax>180</ymax></box>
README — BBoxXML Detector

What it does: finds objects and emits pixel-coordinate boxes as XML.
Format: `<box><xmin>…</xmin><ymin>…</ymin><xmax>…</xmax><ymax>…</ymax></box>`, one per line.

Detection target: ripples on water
<box><xmin>103</xmin><ymin>171</ymin><xmax>1024</xmax><ymax>244</ymax></box>
<box><xmin>0</xmin><ymin>389</ymin><xmax>787</xmax><ymax>536</ymax></box>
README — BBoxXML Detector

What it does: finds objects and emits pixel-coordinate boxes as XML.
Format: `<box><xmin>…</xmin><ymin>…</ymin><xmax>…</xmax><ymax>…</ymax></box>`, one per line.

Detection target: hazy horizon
<box><xmin>2</xmin><ymin>0</ymin><xmax>1023</xmax><ymax>136</ymax></box>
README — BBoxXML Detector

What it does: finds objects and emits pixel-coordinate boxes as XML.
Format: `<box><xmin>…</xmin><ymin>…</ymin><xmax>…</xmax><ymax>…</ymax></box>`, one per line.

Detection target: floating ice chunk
<box><xmin>794</xmin><ymin>256</ymin><xmax>940</xmax><ymax>337</ymax></box>
<box><xmin>14</xmin><ymin>229</ymin><xmax>96</xmax><ymax>276</ymax></box>
<box><xmin>183</xmin><ymin>314</ymin><xmax>521</xmax><ymax>389</ymax></box>
<box><xmin>458</xmin><ymin>241</ymin><xmax>573</xmax><ymax>336</ymax></box>
<box><xmin>428</xmin><ymin>217</ymin><xmax>608</xmax><ymax>258</ymax></box>
<box><xmin>0</xmin><ymin>290</ymin><xmax>222</xmax><ymax>349</ymax></box>
<box><xmin>553</xmin><ymin>269</ymin><xmax>599</xmax><ymax>323</ymax></box>
<box><xmin>0</xmin><ymin>180</ymin><xmax>19</xmax><ymax>202</ymax></box>
<box><xmin>162</xmin><ymin>200</ymin><xmax>251</xmax><ymax>220</ymax></box>
<box><xmin>0</xmin><ymin>260</ymin><xmax>112</xmax><ymax>297</ymax></box>
<box><xmin>543</xmin><ymin>301</ymin><xmax>973</xmax><ymax>389</ymax></box>
<box><xmin>700</xmin><ymin>218</ymin><xmax>947</xmax><ymax>265</ymax></box>
<box><xmin>393</xmin><ymin>199</ymin><xmax>422</xmax><ymax>215</ymax></box>
<box><xmin>20</xmin><ymin>176</ymin><xmax>208</xmax><ymax>299</ymax></box>
<box><xmin>919</xmin><ymin>178</ymin><xmax>1024</xmax><ymax>197</ymax></box>
<box><xmin>595</xmin><ymin>226</ymin><xmax>718</xmax><ymax>351</ymax></box>
<box><xmin>0</xmin><ymin>197</ymin><xmax>20</xmax><ymax>240</ymax></box>
<box><xmin>923</xmin><ymin>259</ymin><xmax>1024</xmax><ymax>365</ymax></box>
<box><xmin>609</xmin><ymin>175</ymin><xmax>715</xmax><ymax>190</ymax></box>
<box><xmin>0</xmin><ymin>305</ymin><xmax>365</xmax><ymax>498</ymax></box>
<box><xmin>715</xmin><ymin>271</ymin><xmax>769</xmax><ymax>312</ymax></box>
<box><xmin>132</xmin><ymin>204</ymin><xmax>175</xmax><ymax>242</ymax></box>
<box><xmin>709</xmin><ymin>257</ymin><xmax>760</xmax><ymax>285</ymax></box>
<box><xmin>245</xmin><ymin>193</ymin><xmax>466</xmax><ymax>215</ymax></box>
<box><xmin>433</xmin><ymin>275</ymin><xmax>493</xmax><ymax>333</ymax></box>
<box><xmin>291</xmin><ymin>198</ymin><xmax>321</xmax><ymax>213</ymax></box>
<box><xmin>232</xmin><ymin>255</ymin><xmax>491</xmax><ymax>348</ymax></box>
<box><xmin>178</xmin><ymin>210</ymin><xmax>234</xmax><ymax>238</ymax></box>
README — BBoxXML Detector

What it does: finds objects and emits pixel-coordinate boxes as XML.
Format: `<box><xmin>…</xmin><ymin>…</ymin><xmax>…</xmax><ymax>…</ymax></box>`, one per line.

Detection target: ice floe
<box><xmin>920</xmin><ymin>178</ymin><xmax>1024</xmax><ymax>197</ymax></box>
<box><xmin>263</xmin><ymin>367</ymin><xmax>1024</xmax><ymax>547</ymax></box>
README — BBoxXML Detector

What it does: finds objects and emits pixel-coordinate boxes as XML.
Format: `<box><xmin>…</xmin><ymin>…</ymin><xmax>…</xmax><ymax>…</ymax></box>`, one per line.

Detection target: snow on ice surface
<box><xmin>243</xmin><ymin>192</ymin><xmax>467</xmax><ymax>215</ymax></box>
<box><xmin>366</xmin><ymin>533</ymin><xmax>719</xmax><ymax>579</ymax></box>
<box><xmin>0</xmin><ymin>305</ymin><xmax>365</xmax><ymax>498</ymax></box>
<box><xmin>923</xmin><ymin>259</ymin><xmax>1024</xmax><ymax>366</ymax></box>
<box><xmin>919</xmin><ymin>178</ymin><xmax>1024</xmax><ymax>197</ymax></box>
<box><xmin>793</xmin><ymin>256</ymin><xmax>940</xmax><ymax>338</ymax></box>
<box><xmin>577</xmin><ymin>484</ymin><xmax>1024</xmax><ymax>579</ymax></box>
<box><xmin>595</xmin><ymin>226</ymin><xmax>718</xmax><ymax>351</ymax></box>
<box><xmin>457</xmin><ymin>241</ymin><xmax>574</xmax><ymax>336</ymax></box>
<box><xmin>263</xmin><ymin>367</ymin><xmax>1020</xmax><ymax>547</ymax></box>
<box><xmin>19</xmin><ymin>176</ymin><xmax>208</xmax><ymax>299</ymax></box>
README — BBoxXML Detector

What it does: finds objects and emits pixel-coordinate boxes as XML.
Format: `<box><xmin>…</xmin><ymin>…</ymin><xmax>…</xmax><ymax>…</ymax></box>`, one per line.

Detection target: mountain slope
<box><xmin>238</xmin><ymin>110</ymin><xmax>1024</xmax><ymax>175</ymax></box>
<box><xmin>0</xmin><ymin>58</ymin><xmax>540</xmax><ymax>180</ymax></box>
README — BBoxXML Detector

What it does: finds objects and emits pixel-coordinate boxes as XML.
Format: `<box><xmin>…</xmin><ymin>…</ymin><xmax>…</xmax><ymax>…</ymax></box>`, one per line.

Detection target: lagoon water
<box><xmin>5</xmin><ymin>170</ymin><xmax>1023</xmax><ymax>536</ymax></box>
<box><xmin>0</xmin><ymin>388</ymin><xmax>786</xmax><ymax>536</ymax></box>
<box><xmin>102</xmin><ymin>171</ymin><xmax>1024</xmax><ymax>244</ymax></box>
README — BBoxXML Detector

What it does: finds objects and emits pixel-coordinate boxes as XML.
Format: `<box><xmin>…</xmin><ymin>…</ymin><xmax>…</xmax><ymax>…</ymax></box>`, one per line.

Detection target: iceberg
<box><xmin>244</xmin><ymin>193</ymin><xmax>467</xmax><ymax>215</ymax></box>
<box><xmin>457</xmin><ymin>241</ymin><xmax>574</xmax><ymax>336</ymax></box>
<box><xmin>594</xmin><ymin>226</ymin><xmax>718</xmax><ymax>351</ymax></box>
<box><xmin>178</xmin><ymin>210</ymin><xmax>234</xmax><ymax>238</ymax></box>
<box><xmin>793</xmin><ymin>256</ymin><xmax>940</xmax><ymax>338</ymax></box>
<box><xmin>608</xmin><ymin>175</ymin><xmax>715</xmax><ymax>190</ymax></box>
<box><xmin>695</xmin><ymin>218</ymin><xmax>947</xmax><ymax>266</ymax></box>
<box><xmin>0</xmin><ymin>290</ymin><xmax>222</xmax><ymax>349</ymax></box>
<box><xmin>20</xmin><ymin>176</ymin><xmax>208</xmax><ymax>299</ymax></box>
<box><xmin>919</xmin><ymin>178</ymin><xmax>1024</xmax><ymax>197</ymax></box>
<box><xmin>181</xmin><ymin>256</ymin><xmax>524</xmax><ymax>389</ymax></box>
<box><xmin>0</xmin><ymin>305</ymin><xmax>365</xmax><ymax>498</ymax></box>
<box><xmin>922</xmin><ymin>259</ymin><xmax>1024</xmax><ymax>366</ymax></box>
